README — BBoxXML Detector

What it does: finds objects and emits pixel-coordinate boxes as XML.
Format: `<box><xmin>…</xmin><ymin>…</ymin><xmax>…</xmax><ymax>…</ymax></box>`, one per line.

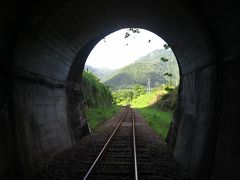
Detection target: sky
<box><xmin>85</xmin><ymin>28</ymin><xmax>167</xmax><ymax>70</ymax></box>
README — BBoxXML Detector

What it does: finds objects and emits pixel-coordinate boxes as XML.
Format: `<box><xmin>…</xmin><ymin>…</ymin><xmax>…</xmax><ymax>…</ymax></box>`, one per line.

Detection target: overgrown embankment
<box><xmin>81</xmin><ymin>71</ymin><xmax>119</xmax><ymax>130</ymax></box>
<box><xmin>153</xmin><ymin>86</ymin><xmax>178</xmax><ymax>111</ymax></box>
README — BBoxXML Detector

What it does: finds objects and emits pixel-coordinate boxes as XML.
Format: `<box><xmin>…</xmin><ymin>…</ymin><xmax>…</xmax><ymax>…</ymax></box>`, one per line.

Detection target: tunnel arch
<box><xmin>2</xmin><ymin>0</ymin><xmax>239</xmax><ymax>180</ymax></box>
<box><xmin>14</xmin><ymin>0</ymin><xmax>216</xmax><ymax>178</ymax></box>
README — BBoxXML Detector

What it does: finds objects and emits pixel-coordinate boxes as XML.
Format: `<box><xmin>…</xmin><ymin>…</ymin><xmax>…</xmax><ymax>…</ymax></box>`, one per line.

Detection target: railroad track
<box><xmin>35</xmin><ymin>106</ymin><xmax>188</xmax><ymax>180</ymax></box>
<box><xmin>83</xmin><ymin>106</ymin><xmax>138</xmax><ymax>180</ymax></box>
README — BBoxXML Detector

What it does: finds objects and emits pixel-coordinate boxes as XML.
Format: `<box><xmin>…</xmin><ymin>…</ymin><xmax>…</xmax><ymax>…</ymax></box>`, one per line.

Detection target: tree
<box><xmin>133</xmin><ymin>85</ymin><xmax>145</xmax><ymax>98</ymax></box>
<box><xmin>161</xmin><ymin>57</ymin><xmax>169</xmax><ymax>63</ymax></box>
<box><xmin>124</xmin><ymin>28</ymin><xmax>140</xmax><ymax>39</ymax></box>
<box><xmin>161</xmin><ymin>44</ymin><xmax>173</xmax><ymax>85</ymax></box>
<box><xmin>163</xmin><ymin>43</ymin><xmax>170</xmax><ymax>49</ymax></box>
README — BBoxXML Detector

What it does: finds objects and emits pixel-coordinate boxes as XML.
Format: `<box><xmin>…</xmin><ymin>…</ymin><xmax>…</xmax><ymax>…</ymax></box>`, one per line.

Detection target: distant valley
<box><xmin>84</xmin><ymin>65</ymin><xmax>114</xmax><ymax>79</ymax></box>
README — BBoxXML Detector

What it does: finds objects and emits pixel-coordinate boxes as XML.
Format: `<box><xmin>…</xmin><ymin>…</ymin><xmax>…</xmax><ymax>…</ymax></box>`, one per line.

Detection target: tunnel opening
<box><xmin>81</xmin><ymin>28</ymin><xmax>180</xmax><ymax>141</ymax></box>
<box><xmin>68</xmin><ymin>28</ymin><xmax>185</xmax><ymax>179</ymax></box>
<box><xmin>2</xmin><ymin>0</ymin><xmax>240</xmax><ymax>180</ymax></box>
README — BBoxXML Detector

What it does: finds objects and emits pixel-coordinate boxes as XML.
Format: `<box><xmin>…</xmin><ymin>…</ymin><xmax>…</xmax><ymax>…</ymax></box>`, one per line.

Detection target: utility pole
<box><xmin>147</xmin><ymin>78</ymin><xmax>151</xmax><ymax>93</ymax></box>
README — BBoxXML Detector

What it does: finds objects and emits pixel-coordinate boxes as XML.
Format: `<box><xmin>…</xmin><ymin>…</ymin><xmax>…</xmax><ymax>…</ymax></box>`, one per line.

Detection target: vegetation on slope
<box><xmin>81</xmin><ymin>71</ymin><xmax>112</xmax><ymax>107</ymax></box>
<box><xmin>81</xmin><ymin>71</ymin><xmax>119</xmax><ymax>130</ymax></box>
<box><xmin>153</xmin><ymin>87</ymin><xmax>178</xmax><ymax>111</ymax></box>
<box><xmin>113</xmin><ymin>85</ymin><xmax>178</xmax><ymax>140</ymax></box>
<box><xmin>131</xmin><ymin>86</ymin><xmax>177</xmax><ymax>139</ymax></box>
<box><xmin>112</xmin><ymin>85</ymin><xmax>146</xmax><ymax>105</ymax></box>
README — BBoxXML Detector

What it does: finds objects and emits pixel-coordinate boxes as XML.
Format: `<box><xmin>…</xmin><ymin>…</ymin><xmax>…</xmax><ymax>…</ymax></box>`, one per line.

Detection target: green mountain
<box><xmin>103</xmin><ymin>49</ymin><xmax>179</xmax><ymax>90</ymax></box>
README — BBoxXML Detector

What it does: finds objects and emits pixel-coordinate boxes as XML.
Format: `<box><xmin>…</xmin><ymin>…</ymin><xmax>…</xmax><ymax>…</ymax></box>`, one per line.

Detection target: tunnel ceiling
<box><xmin>13</xmin><ymin>0</ymin><xmax>216</xmax><ymax>82</ymax></box>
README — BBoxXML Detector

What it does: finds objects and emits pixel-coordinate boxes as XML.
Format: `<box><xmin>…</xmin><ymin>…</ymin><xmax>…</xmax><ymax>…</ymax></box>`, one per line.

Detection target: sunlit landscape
<box><xmin>83</xmin><ymin>28</ymin><xmax>179</xmax><ymax>139</ymax></box>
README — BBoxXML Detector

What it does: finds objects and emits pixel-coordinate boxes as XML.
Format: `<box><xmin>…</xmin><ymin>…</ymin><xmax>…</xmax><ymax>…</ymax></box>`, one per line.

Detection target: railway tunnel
<box><xmin>1</xmin><ymin>0</ymin><xmax>240</xmax><ymax>179</ymax></box>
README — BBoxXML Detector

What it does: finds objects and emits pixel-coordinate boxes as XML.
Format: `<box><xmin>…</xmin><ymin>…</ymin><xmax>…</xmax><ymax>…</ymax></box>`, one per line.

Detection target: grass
<box><xmin>85</xmin><ymin>104</ymin><xmax>120</xmax><ymax>130</ymax></box>
<box><xmin>129</xmin><ymin>87</ymin><xmax>172</xmax><ymax>140</ymax></box>
<box><xmin>136</xmin><ymin>107</ymin><xmax>172</xmax><ymax>139</ymax></box>
<box><xmin>85</xmin><ymin>85</ymin><xmax>174</xmax><ymax>139</ymax></box>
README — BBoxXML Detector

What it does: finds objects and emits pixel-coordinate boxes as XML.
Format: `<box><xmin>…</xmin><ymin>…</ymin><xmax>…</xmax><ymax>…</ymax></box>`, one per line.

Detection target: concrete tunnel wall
<box><xmin>0</xmin><ymin>0</ymin><xmax>240</xmax><ymax>179</ymax></box>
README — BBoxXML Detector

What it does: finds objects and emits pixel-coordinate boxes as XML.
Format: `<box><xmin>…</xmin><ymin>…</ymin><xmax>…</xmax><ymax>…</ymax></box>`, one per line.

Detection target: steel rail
<box><xmin>83</xmin><ymin>107</ymin><xmax>129</xmax><ymax>180</ymax></box>
<box><xmin>132</xmin><ymin>109</ymin><xmax>138</xmax><ymax>180</ymax></box>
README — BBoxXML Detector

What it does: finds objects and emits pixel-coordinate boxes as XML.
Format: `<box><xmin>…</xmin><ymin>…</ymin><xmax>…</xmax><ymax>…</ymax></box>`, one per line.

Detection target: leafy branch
<box><xmin>161</xmin><ymin>57</ymin><xmax>169</xmax><ymax>63</ymax></box>
<box><xmin>164</xmin><ymin>72</ymin><xmax>172</xmax><ymax>77</ymax></box>
<box><xmin>124</xmin><ymin>28</ymin><xmax>140</xmax><ymax>39</ymax></box>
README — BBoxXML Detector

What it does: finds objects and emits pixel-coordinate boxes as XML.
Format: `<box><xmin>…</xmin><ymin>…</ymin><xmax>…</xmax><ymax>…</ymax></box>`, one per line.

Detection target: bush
<box><xmin>112</xmin><ymin>85</ymin><xmax>146</xmax><ymax>105</ymax></box>
<box><xmin>155</xmin><ymin>86</ymin><xmax>178</xmax><ymax>111</ymax></box>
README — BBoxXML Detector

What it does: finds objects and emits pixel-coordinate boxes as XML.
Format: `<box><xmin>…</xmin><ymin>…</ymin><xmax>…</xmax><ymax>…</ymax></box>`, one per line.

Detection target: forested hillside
<box><xmin>81</xmin><ymin>71</ymin><xmax>119</xmax><ymax>129</ymax></box>
<box><xmin>103</xmin><ymin>49</ymin><xmax>179</xmax><ymax>90</ymax></box>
